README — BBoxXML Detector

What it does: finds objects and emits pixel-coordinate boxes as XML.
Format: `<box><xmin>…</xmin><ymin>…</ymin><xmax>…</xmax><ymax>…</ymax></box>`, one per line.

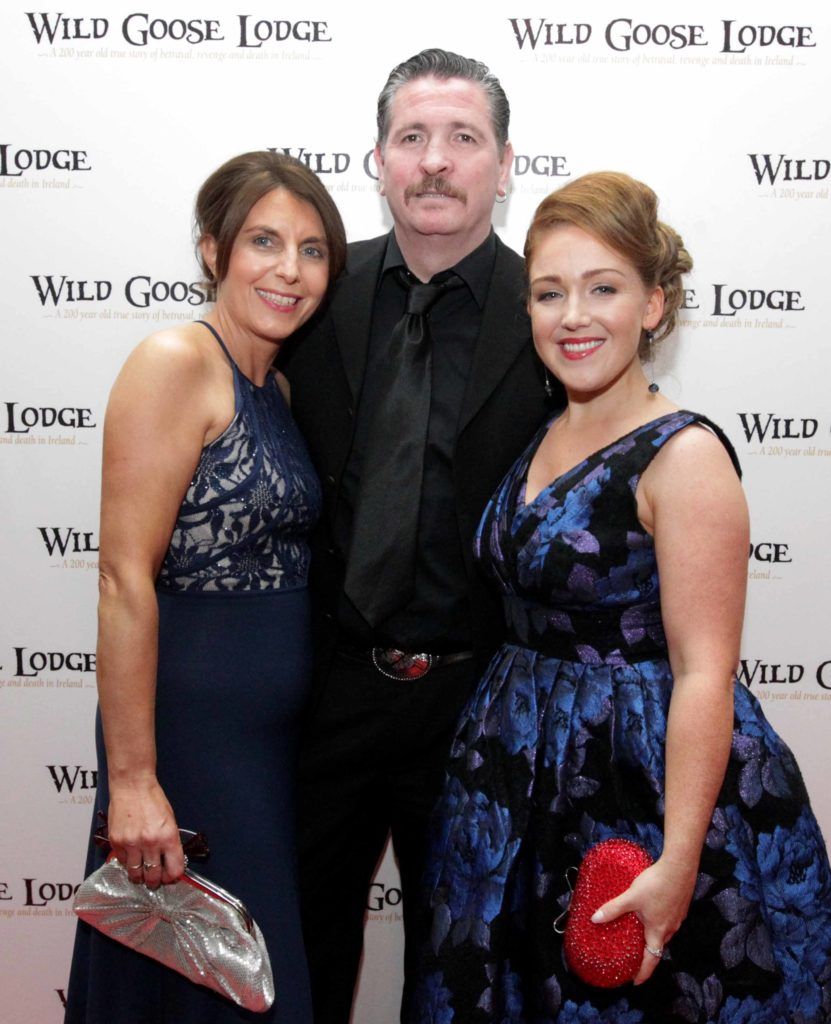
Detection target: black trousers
<box><xmin>297</xmin><ymin>650</ymin><xmax>477</xmax><ymax>1024</ymax></box>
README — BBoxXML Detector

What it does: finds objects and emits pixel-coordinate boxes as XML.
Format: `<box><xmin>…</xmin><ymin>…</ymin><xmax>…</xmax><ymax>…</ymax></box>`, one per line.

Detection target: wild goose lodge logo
<box><xmin>47</xmin><ymin>765</ymin><xmax>98</xmax><ymax>793</ymax></box>
<box><xmin>738</xmin><ymin>660</ymin><xmax>831</xmax><ymax>690</ymax></box>
<box><xmin>37</xmin><ymin>527</ymin><xmax>98</xmax><ymax>556</ymax></box>
<box><xmin>507</xmin><ymin>18</ymin><xmax>815</xmax><ymax>53</ymax></box>
<box><xmin>3</xmin><ymin>402</ymin><xmax>96</xmax><ymax>435</ymax></box>
<box><xmin>0</xmin><ymin>145</ymin><xmax>89</xmax><ymax>178</ymax></box>
<box><xmin>24</xmin><ymin>12</ymin><xmax>332</xmax><ymax>47</ymax></box>
<box><xmin>748</xmin><ymin>155</ymin><xmax>830</xmax><ymax>184</ymax></box>
<box><xmin>682</xmin><ymin>285</ymin><xmax>805</xmax><ymax>317</ymax></box>
<box><xmin>30</xmin><ymin>275</ymin><xmax>210</xmax><ymax>308</ymax></box>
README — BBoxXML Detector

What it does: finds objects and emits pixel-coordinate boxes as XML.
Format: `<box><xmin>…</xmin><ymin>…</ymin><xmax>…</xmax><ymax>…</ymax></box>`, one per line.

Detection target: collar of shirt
<box><xmin>378</xmin><ymin>229</ymin><xmax>497</xmax><ymax>310</ymax></box>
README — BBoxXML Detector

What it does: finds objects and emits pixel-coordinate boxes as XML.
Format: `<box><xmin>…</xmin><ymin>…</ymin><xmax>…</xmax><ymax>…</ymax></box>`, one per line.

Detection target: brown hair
<box><xmin>524</xmin><ymin>171</ymin><xmax>692</xmax><ymax>348</ymax></box>
<box><xmin>195</xmin><ymin>151</ymin><xmax>346</xmax><ymax>288</ymax></box>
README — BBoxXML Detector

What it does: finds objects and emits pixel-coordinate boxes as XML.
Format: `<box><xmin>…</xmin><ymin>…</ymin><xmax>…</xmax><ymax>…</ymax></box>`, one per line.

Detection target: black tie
<box><xmin>344</xmin><ymin>269</ymin><xmax>464</xmax><ymax>628</ymax></box>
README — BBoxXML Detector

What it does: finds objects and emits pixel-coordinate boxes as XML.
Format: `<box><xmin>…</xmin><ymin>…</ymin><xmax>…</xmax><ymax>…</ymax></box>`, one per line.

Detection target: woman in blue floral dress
<box><xmin>411</xmin><ymin>172</ymin><xmax>831</xmax><ymax>1023</ymax></box>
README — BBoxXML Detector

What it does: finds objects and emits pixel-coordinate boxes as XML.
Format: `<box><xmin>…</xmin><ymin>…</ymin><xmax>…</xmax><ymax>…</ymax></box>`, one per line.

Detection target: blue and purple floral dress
<box><xmin>412</xmin><ymin>411</ymin><xmax>831</xmax><ymax>1024</ymax></box>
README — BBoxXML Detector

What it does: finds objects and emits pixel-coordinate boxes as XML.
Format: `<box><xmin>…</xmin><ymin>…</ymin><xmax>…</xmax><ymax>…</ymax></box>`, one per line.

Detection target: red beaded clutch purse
<box><xmin>563</xmin><ymin>838</ymin><xmax>653</xmax><ymax>988</ymax></box>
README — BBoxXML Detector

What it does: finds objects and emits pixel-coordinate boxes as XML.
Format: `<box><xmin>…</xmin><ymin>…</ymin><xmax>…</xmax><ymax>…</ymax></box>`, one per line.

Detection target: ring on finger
<box><xmin>645</xmin><ymin>944</ymin><xmax>664</xmax><ymax>959</ymax></box>
<box><xmin>127</xmin><ymin>862</ymin><xmax>142</xmax><ymax>871</ymax></box>
<box><xmin>143</xmin><ymin>861</ymin><xmax>160</xmax><ymax>870</ymax></box>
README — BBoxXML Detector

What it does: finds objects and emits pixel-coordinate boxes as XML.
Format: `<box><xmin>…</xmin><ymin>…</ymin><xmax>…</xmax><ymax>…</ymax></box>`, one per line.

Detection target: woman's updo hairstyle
<box><xmin>524</xmin><ymin>171</ymin><xmax>692</xmax><ymax>351</ymax></box>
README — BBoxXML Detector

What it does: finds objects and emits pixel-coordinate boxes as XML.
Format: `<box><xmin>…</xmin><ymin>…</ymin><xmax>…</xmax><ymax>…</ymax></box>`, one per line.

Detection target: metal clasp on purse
<box><xmin>93</xmin><ymin>810</ymin><xmax>210</xmax><ymax>863</ymax></box>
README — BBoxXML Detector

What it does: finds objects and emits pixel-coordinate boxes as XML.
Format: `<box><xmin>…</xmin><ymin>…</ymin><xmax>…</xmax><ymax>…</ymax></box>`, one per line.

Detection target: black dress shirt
<box><xmin>335</xmin><ymin>231</ymin><xmax>497</xmax><ymax>651</ymax></box>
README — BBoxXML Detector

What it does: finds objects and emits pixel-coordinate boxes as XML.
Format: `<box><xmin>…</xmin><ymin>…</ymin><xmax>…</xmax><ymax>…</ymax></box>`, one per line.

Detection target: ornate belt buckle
<box><xmin>371</xmin><ymin>647</ymin><xmax>435</xmax><ymax>680</ymax></box>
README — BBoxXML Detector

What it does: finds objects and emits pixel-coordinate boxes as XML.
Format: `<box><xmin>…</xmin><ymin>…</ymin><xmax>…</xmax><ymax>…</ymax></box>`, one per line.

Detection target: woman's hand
<box><xmin>590</xmin><ymin>857</ymin><xmax>697</xmax><ymax>985</ymax></box>
<box><xmin>107</xmin><ymin>778</ymin><xmax>185</xmax><ymax>889</ymax></box>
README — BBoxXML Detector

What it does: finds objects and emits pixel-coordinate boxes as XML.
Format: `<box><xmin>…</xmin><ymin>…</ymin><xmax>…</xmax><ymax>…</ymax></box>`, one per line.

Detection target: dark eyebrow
<box><xmin>242</xmin><ymin>226</ymin><xmax>327</xmax><ymax>247</ymax></box>
<box><xmin>394</xmin><ymin>120</ymin><xmax>481</xmax><ymax>135</ymax></box>
<box><xmin>530</xmin><ymin>268</ymin><xmax>626</xmax><ymax>286</ymax></box>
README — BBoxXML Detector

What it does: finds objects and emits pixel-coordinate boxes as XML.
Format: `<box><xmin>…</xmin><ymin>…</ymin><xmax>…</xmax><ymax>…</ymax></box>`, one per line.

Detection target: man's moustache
<box><xmin>404</xmin><ymin>177</ymin><xmax>467</xmax><ymax>202</ymax></box>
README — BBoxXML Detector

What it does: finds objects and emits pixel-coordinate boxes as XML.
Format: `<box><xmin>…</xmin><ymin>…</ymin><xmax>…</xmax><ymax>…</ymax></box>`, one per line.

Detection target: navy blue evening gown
<box><xmin>66</xmin><ymin>321</ymin><xmax>318</xmax><ymax>1023</ymax></box>
<box><xmin>412</xmin><ymin>411</ymin><xmax>831</xmax><ymax>1024</ymax></box>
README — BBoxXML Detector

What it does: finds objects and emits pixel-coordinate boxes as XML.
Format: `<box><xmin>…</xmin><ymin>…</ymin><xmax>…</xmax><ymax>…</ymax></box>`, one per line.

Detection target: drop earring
<box><xmin>544</xmin><ymin>368</ymin><xmax>554</xmax><ymax>399</ymax></box>
<box><xmin>646</xmin><ymin>331</ymin><xmax>659</xmax><ymax>393</ymax></box>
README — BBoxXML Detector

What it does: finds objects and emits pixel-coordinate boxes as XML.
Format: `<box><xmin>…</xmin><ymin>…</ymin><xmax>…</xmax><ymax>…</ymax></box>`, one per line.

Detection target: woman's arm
<box><xmin>96</xmin><ymin>330</ymin><xmax>217</xmax><ymax>888</ymax></box>
<box><xmin>592</xmin><ymin>424</ymin><xmax>749</xmax><ymax>983</ymax></box>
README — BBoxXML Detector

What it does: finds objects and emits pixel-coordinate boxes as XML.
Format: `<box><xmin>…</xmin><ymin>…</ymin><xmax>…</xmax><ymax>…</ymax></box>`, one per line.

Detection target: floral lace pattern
<box><xmin>157</xmin><ymin>335</ymin><xmax>320</xmax><ymax>593</ymax></box>
<box><xmin>411</xmin><ymin>412</ymin><xmax>831</xmax><ymax>1024</ymax></box>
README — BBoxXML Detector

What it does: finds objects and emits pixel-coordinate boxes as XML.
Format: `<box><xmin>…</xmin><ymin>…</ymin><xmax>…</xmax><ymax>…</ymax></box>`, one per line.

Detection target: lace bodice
<box><xmin>156</xmin><ymin>322</ymin><xmax>321</xmax><ymax>593</ymax></box>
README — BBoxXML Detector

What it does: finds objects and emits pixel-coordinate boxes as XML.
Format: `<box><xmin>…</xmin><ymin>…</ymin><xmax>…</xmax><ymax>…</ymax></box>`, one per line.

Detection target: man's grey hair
<box><xmin>376</xmin><ymin>48</ymin><xmax>510</xmax><ymax>155</ymax></box>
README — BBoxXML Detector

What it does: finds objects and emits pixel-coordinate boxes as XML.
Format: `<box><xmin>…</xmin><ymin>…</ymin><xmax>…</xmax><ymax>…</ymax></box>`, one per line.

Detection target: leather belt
<box><xmin>337</xmin><ymin>644</ymin><xmax>474</xmax><ymax>680</ymax></box>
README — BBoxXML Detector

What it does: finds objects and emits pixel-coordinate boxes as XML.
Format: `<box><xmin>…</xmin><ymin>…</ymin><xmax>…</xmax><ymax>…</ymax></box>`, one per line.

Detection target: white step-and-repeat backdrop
<box><xmin>2</xmin><ymin>2</ymin><xmax>829</xmax><ymax>1021</ymax></box>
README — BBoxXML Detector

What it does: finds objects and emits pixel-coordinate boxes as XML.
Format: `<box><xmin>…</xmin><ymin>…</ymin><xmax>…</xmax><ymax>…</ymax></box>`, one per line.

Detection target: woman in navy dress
<box><xmin>412</xmin><ymin>172</ymin><xmax>831</xmax><ymax>1022</ymax></box>
<box><xmin>66</xmin><ymin>152</ymin><xmax>346</xmax><ymax>1023</ymax></box>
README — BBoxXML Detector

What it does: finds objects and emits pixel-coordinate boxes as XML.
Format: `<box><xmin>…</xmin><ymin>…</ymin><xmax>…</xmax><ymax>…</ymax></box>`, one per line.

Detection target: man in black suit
<box><xmin>285</xmin><ymin>48</ymin><xmax>562</xmax><ymax>1022</ymax></box>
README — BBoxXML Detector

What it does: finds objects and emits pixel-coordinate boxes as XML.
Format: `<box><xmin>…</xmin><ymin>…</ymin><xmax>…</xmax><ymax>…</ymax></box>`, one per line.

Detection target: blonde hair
<box><xmin>524</xmin><ymin>171</ymin><xmax>692</xmax><ymax>349</ymax></box>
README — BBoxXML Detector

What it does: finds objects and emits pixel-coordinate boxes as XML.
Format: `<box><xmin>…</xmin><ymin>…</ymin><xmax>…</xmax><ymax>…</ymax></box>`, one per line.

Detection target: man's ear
<box><xmin>497</xmin><ymin>141</ymin><xmax>515</xmax><ymax>199</ymax></box>
<box><xmin>373</xmin><ymin>144</ymin><xmax>386</xmax><ymax>196</ymax></box>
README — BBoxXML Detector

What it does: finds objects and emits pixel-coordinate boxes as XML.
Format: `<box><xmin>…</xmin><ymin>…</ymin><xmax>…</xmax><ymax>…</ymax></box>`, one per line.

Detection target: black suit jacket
<box><xmin>283</xmin><ymin>231</ymin><xmax>561</xmax><ymax>676</ymax></box>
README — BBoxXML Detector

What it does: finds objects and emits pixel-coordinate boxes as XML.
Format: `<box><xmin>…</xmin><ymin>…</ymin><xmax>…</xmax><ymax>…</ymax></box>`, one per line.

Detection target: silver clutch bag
<box><xmin>73</xmin><ymin>855</ymin><xmax>275</xmax><ymax>1012</ymax></box>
